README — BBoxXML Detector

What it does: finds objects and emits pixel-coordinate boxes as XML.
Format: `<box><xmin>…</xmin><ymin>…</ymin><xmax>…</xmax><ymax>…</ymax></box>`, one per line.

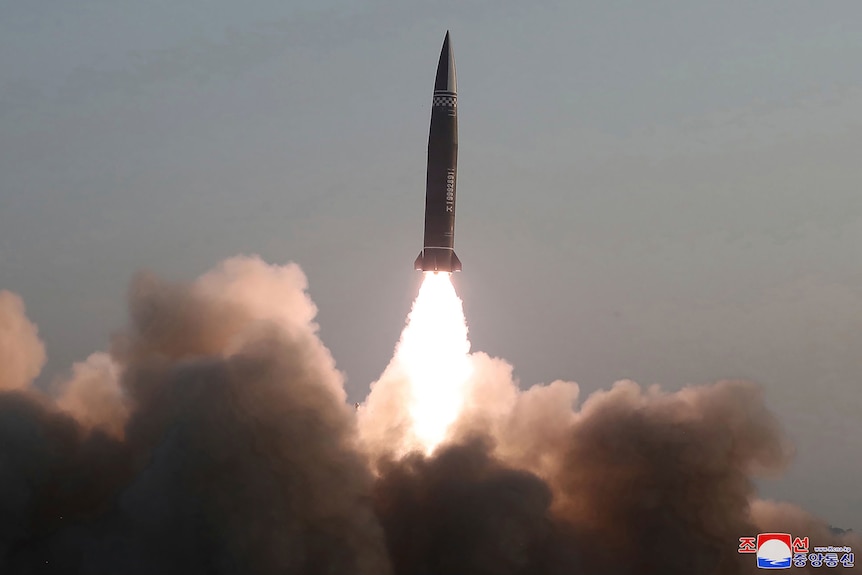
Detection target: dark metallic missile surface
<box><xmin>414</xmin><ymin>31</ymin><xmax>462</xmax><ymax>273</ymax></box>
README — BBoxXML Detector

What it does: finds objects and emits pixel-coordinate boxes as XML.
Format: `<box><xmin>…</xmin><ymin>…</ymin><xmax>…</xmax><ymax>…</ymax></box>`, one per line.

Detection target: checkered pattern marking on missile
<box><xmin>432</xmin><ymin>95</ymin><xmax>457</xmax><ymax>108</ymax></box>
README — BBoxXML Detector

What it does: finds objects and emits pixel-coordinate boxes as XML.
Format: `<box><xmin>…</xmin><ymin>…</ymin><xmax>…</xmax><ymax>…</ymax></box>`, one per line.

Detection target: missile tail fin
<box><xmin>449</xmin><ymin>251</ymin><xmax>461</xmax><ymax>272</ymax></box>
<box><xmin>414</xmin><ymin>248</ymin><xmax>461</xmax><ymax>273</ymax></box>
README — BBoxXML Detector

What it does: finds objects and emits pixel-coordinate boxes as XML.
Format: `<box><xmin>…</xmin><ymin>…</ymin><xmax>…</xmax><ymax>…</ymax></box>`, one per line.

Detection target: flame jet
<box><xmin>415</xmin><ymin>31</ymin><xmax>462</xmax><ymax>273</ymax></box>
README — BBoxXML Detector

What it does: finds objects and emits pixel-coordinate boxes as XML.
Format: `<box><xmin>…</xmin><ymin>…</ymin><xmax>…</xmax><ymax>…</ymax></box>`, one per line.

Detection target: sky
<box><xmin>1</xmin><ymin>0</ymin><xmax>860</xmax><ymax>528</ymax></box>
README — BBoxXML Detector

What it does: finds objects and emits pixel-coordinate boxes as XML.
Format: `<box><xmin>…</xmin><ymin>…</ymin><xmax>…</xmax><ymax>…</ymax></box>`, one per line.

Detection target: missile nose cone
<box><xmin>434</xmin><ymin>31</ymin><xmax>456</xmax><ymax>94</ymax></box>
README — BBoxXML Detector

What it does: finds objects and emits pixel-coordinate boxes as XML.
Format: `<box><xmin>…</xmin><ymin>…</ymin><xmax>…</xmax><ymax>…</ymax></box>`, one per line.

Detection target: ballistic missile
<box><xmin>414</xmin><ymin>31</ymin><xmax>461</xmax><ymax>273</ymax></box>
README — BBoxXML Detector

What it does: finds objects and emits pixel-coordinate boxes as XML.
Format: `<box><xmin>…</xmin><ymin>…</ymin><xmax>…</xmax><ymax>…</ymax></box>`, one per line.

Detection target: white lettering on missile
<box><xmin>446</xmin><ymin>169</ymin><xmax>455</xmax><ymax>213</ymax></box>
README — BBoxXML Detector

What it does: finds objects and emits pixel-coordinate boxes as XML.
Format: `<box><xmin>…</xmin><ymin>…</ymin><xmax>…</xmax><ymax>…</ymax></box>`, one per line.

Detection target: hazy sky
<box><xmin>1</xmin><ymin>1</ymin><xmax>860</xmax><ymax>527</ymax></box>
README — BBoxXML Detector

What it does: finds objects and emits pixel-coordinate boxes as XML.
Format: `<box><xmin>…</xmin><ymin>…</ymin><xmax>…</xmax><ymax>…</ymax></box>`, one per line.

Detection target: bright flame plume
<box><xmin>394</xmin><ymin>272</ymin><xmax>472</xmax><ymax>453</ymax></box>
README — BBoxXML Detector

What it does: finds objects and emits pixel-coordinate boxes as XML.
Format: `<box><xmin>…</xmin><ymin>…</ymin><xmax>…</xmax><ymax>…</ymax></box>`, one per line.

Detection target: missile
<box><xmin>414</xmin><ymin>31</ymin><xmax>461</xmax><ymax>273</ymax></box>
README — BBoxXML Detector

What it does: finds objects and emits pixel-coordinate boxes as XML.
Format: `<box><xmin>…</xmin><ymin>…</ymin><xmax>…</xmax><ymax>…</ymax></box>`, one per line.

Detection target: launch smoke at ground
<box><xmin>0</xmin><ymin>256</ymin><xmax>857</xmax><ymax>574</ymax></box>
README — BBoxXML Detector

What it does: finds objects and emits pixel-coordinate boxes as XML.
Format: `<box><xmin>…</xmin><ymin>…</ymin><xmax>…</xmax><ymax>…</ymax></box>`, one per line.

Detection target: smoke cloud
<box><xmin>0</xmin><ymin>256</ymin><xmax>856</xmax><ymax>574</ymax></box>
<box><xmin>0</xmin><ymin>290</ymin><xmax>46</xmax><ymax>391</ymax></box>
<box><xmin>54</xmin><ymin>352</ymin><xmax>126</xmax><ymax>438</ymax></box>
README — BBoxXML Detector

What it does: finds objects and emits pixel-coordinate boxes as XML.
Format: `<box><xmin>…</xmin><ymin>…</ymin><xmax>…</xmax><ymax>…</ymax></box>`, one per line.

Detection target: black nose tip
<box><xmin>434</xmin><ymin>32</ymin><xmax>456</xmax><ymax>94</ymax></box>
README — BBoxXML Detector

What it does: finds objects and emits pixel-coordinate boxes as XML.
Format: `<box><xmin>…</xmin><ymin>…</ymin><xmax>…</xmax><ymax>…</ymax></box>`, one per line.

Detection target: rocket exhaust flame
<box><xmin>395</xmin><ymin>272</ymin><xmax>472</xmax><ymax>453</ymax></box>
<box><xmin>357</xmin><ymin>271</ymin><xmax>473</xmax><ymax>457</ymax></box>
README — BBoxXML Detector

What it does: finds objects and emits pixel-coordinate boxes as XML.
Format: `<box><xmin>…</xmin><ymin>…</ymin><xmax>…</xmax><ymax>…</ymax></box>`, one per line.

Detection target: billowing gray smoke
<box><xmin>0</xmin><ymin>257</ymin><xmax>856</xmax><ymax>574</ymax></box>
<box><xmin>0</xmin><ymin>258</ymin><xmax>389</xmax><ymax>575</ymax></box>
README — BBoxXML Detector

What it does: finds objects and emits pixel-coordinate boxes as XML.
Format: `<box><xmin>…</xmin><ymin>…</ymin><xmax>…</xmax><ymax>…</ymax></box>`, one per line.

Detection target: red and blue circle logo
<box><xmin>757</xmin><ymin>533</ymin><xmax>793</xmax><ymax>569</ymax></box>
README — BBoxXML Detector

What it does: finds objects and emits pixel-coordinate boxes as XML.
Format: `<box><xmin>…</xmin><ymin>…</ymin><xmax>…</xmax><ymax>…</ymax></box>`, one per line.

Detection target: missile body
<box><xmin>415</xmin><ymin>32</ymin><xmax>461</xmax><ymax>273</ymax></box>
